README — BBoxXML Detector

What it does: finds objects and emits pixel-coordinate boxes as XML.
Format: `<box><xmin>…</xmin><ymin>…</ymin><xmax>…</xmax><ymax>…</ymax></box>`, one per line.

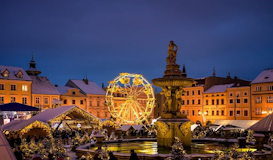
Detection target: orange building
<box><xmin>251</xmin><ymin>69</ymin><xmax>273</xmax><ymax>120</ymax></box>
<box><xmin>0</xmin><ymin>65</ymin><xmax>32</xmax><ymax>105</ymax></box>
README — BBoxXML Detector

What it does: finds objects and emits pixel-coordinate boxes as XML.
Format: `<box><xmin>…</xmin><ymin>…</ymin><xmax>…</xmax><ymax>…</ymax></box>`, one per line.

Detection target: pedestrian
<box><xmin>47</xmin><ymin>153</ymin><xmax>54</xmax><ymax>160</ymax></box>
<box><xmin>32</xmin><ymin>151</ymin><xmax>42</xmax><ymax>160</ymax></box>
<box><xmin>14</xmin><ymin>147</ymin><xmax>23</xmax><ymax>160</ymax></box>
<box><xmin>109</xmin><ymin>152</ymin><xmax>117</xmax><ymax>160</ymax></box>
<box><xmin>130</xmin><ymin>150</ymin><xmax>139</xmax><ymax>160</ymax></box>
<box><xmin>16</xmin><ymin>135</ymin><xmax>22</xmax><ymax>146</ymax></box>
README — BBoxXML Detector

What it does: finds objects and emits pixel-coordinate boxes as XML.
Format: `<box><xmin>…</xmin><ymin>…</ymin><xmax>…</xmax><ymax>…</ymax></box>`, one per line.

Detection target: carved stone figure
<box><xmin>160</xmin><ymin>86</ymin><xmax>172</xmax><ymax>112</ymax></box>
<box><xmin>166</xmin><ymin>41</ymin><xmax>178</xmax><ymax>65</ymax></box>
<box><xmin>175</xmin><ymin>87</ymin><xmax>184</xmax><ymax>112</ymax></box>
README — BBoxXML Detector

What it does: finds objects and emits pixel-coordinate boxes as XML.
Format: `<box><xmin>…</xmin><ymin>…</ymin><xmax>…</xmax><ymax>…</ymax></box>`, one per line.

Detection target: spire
<box><xmin>26</xmin><ymin>52</ymin><xmax>42</xmax><ymax>76</ymax></box>
<box><xmin>227</xmin><ymin>72</ymin><xmax>231</xmax><ymax>78</ymax></box>
<box><xmin>212</xmin><ymin>67</ymin><xmax>216</xmax><ymax>77</ymax></box>
<box><xmin>83</xmin><ymin>73</ymin><xmax>88</xmax><ymax>84</ymax></box>
<box><xmin>181</xmin><ymin>64</ymin><xmax>187</xmax><ymax>78</ymax></box>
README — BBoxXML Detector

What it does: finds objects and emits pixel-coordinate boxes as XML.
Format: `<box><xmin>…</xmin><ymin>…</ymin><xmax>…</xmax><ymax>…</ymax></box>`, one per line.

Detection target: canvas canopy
<box><xmin>213</xmin><ymin>120</ymin><xmax>259</xmax><ymax>130</ymax></box>
<box><xmin>248</xmin><ymin>114</ymin><xmax>273</xmax><ymax>132</ymax></box>
<box><xmin>0</xmin><ymin>102</ymin><xmax>39</xmax><ymax>111</ymax></box>
<box><xmin>0</xmin><ymin>131</ymin><xmax>16</xmax><ymax>160</ymax></box>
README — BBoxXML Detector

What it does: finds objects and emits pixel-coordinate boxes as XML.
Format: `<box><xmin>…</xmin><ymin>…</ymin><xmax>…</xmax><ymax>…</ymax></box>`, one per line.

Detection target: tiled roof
<box><xmin>30</xmin><ymin>76</ymin><xmax>60</xmax><ymax>95</ymax></box>
<box><xmin>251</xmin><ymin>69</ymin><xmax>273</xmax><ymax>84</ymax></box>
<box><xmin>204</xmin><ymin>84</ymin><xmax>234</xmax><ymax>93</ymax></box>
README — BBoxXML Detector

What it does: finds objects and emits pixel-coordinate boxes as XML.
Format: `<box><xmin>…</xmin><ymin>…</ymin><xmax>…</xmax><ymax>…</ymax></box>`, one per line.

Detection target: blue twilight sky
<box><xmin>0</xmin><ymin>1</ymin><xmax>273</xmax><ymax>87</ymax></box>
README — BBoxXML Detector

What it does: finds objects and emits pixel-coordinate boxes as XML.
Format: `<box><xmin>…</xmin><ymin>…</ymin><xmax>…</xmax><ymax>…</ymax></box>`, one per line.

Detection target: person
<box><xmin>93</xmin><ymin>153</ymin><xmax>101</xmax><ymax>160</ymax></box>
<box><xmin>47</xmin><ymin>153</ymin><xmax>54</xmax><ymax>160</ymax></box>
<box><xmin>130</xmin><ymin>150</ymin><xmax>139</xmax><ymax>160</ymax></box>
<box><xmin>14</xmin><ymin>147</ymin><xmax>23</xmax><ymax>160</ymax></box>
<box><xmin>109</xmin><ymin>152</ymin><xmax>117</xmax><ymax>160</ymax></box>
<box><xmin>95</xmin><ymin>146</ymin><xmax>102</xmax><ymax>154</ymax></box>
<box><xmin>32</xmin><ymin>151</ymin><xmax>42</xmax><ymax>160</ymax></box>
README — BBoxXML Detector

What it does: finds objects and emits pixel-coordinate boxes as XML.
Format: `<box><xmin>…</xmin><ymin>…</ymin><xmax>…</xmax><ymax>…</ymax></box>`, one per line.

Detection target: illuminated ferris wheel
<box><xmin>105</xmin><ymin>73</ymin><xmax>155</xmax><ymax>124</ymax></box>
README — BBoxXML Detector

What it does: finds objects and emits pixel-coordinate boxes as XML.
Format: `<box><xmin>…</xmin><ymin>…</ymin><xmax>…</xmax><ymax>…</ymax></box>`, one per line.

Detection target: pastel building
<box><xmin>0</xmin><ymin>65</ymin><xmax>32</xmax><ymax>105</ymax></box>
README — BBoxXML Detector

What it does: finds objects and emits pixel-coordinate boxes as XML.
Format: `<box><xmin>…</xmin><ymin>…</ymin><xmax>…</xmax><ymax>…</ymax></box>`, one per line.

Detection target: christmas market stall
<box><xmin>0</xmin><ymin>131</ymin><xmax>16</xmax><ymax>160</ymax></box>
<box><xmin>99</xmin><ymin>119</ymin><xmax>121</xmax><ymax>136</ymax></box>
<box><xmin>1</xmin><ymin>119</ymin><xmax>52</xmax><ymax>138</ymax></box>
<box><xmin>27</xmin><ymin>105</ymin><xmax>101</xmax><ymax>131</ymax></box>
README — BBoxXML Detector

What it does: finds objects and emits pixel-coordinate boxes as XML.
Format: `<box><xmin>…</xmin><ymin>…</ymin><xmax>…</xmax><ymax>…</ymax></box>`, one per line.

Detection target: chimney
<box><xmin>227</xmin><ymin>72</ymin><xmax>231</xmax><ymax>79</ymax></box>
<box><xmin>55</xmin><ymin>84</ymin><xmax>58</xmax><ymax>87</ymax></box>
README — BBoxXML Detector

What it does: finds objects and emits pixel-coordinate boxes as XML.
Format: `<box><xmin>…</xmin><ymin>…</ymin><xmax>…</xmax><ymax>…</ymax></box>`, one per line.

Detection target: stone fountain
<box><xmin>152</xmin><ymin>41</ymin><xmax>194</xmax><ymax>147</ymax></box>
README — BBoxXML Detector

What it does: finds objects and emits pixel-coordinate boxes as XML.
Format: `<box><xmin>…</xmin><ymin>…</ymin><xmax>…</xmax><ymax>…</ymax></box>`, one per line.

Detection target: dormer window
<box><xmin>2</xmin><ymin>69</ymin><xmax>10</xmax><ymax>77</ymax></box>
<box><xmin>15</xmin><ymin>70</ymin><xmax>23</xmax><ymax>78</ymax></box>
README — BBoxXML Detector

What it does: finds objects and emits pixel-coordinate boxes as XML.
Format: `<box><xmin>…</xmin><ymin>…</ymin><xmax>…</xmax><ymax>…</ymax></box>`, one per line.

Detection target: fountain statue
<box><xmin>152</xmin><ymin>41</ymin><xmax>194</xmax><ymax>147</ymax></box>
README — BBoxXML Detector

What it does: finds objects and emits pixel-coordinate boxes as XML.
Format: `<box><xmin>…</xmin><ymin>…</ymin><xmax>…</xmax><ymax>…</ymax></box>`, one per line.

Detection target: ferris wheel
<box><xmin>105</xmin><ymin>73</ymin><xmax>155</xmax><ymax>124</ymax></box>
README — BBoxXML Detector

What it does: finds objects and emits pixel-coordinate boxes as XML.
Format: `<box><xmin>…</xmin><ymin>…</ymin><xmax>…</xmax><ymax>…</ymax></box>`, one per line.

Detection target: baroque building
<box><xmin>0</xmin><ymin>65</ymin><xmax>32</xmax><ymax>105</ymax></box>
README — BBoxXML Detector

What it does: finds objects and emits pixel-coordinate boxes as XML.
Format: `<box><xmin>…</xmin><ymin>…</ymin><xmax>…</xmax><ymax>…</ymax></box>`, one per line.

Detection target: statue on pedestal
<box><xmin>166</xmin><ymin>41</ymin><xmax>178</xmax><ymax>65</ymax></box>
<box><xmin>160</xmin><ymin>86</ymin><xmax>172</xmax><ymax>112</ymax></box>
<box><xmin>175</xmin><ymin>87</ymin><xmax>184</xmax><ymax>112</ymax></box>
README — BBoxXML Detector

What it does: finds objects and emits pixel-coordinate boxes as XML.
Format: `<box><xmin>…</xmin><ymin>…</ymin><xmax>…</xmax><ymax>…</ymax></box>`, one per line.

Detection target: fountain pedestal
<box><xmin>152</xmin><ymin>41</ymin><xmax>194</xmax><ymax>147</ymax></box>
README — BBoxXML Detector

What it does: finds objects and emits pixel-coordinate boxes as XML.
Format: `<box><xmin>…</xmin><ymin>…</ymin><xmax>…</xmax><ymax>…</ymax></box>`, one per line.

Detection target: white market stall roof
<box><xmin>27</xmin><ymin>105</ymin><xmax>101</xmax><ymax>123</ymax></box>
<box><xmin>248</xmin><ymin>113</ymin><xmax>273</xmax><ymax>132</ymax></box>
<box><xmin>213</xmin><ymin>120</ymin><xmax>259</xmax><ymax>130</ymax></box>
<box><xmin>204</xmin><ymin>84</ymin><xmax>234</xmax><ymax>93</ymax></box>
<box><xmin>251</xmin><ymin>69</ymin><xmax>273</xmax><ymax>84</ymax></box>
<box><xmin>191</xmin><ymin>124</ymin><xmax>200</xmax><ymax>131</ymax></box>
<box><xmin>120</xmin><ymin>125</ymin><xmax>134</xmax><ymax>131</ymax></box>
<box><xmin>132</xmin><ymin>125</ymin><xmax>145</xmax><ymax>131</ymax></box>
<box><xmin>0</xmin><ymin>131</ymin><xmax>16</xmax><ymax>160</ymax></box>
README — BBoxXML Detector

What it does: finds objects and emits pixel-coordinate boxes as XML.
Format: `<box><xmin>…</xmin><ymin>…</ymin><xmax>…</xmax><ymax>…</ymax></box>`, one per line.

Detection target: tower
<box><xmin>25</xmin><ymin>52</ymin><xmax>42</xmax><ymax>76</ymax></box>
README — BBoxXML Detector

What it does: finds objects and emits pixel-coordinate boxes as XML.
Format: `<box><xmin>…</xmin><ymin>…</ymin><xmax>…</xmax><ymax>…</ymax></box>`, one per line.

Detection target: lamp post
<box><xmin>234</xmin><ymin>94</ymin><xmax>239</xmax><ymax>120</ymax></box>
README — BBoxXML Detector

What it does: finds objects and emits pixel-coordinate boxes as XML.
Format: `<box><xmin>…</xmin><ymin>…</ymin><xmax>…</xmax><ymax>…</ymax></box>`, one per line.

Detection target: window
<box><xmin>244</xmin><ymin>110</ymin><xmax>248</xmax><ymax>117</ymax></box>
<box><xmin>80</xmin><ymin>100</ymin><xmax>84</xmax><ymax>105</ymax></box>
<box><xmin>192</xmin><ymin>110</ymin><xmax>195</xmax><ymax>116</ymax></box>
<box><xmin>192</xmin><ymin>100</ymin><xmax>195</xmax><ymax>105</ymax></box>
<box><xmin>97</xmin><ymin>112</ymin><xmax>100</xmax><ymax>117</ymax></box>
<box><xmin>157</xmin><ymin>103</ymin><xmax>160</xmax><ymax>108</ymax></box>
<box><xmin>198</xmin><ymin>99</ymin><xmax>201</xmax><ymax>105</ymax></box>
<box><xmin>212</xmin><ymin>110</ymin><xmax>215</xmax><ymax>116</ymax></box>
<box><xmin>216</xmin><ymin>99</ymin><xmax>219</xmax><ymax>105</ymax></box>
<box><xmin>212</xmin><ymin>95</ymin><xmax>214</xmax><ymax>97</ymax></box>
<box><xmin>268</xmin><ymin>86</ymin><xmax>273</xmax><ymax>91</ymax></box>
<box><xmin>192</xmin><ymin>91</ymin><xmax>194</xmax><ymax>96</ymax></box>
<box><xmin>244</xmin><ymin>99</ymin><xmax>248</xmax><ymax>103</ymax></box>
<box><xmin>182</xmin><ymin>110</ymin><xmax>185</xmax><ymax>114</ymax></box>
<box><xmin>186</xmin><ymin>110</ymin><xmax>189</xmax><ymax>116</ymax></box>
<box><xmin>255</xmin><ymin>96</ymin><xmax>262</xmax><ymax>103</ymax></box>
<box><xmin>72</xmin><ymin>91</ymin><xmax>75</xmax><ymax>95</ymax></box>
<box><xmin>11</xmin><ymin>97</ymin><xmax>16</xmax><ymax>102</ymax></box>
<box><xmin>256</xmin><ymin>86</ymin><xmax>261</xmax><ymax>91</ymax></box>
<box><xmin>236</xmin><ymin>110</ymin><xmax>240</xmax><ymax>116</ymax></box>
<box><xmin>182</xmin><ymin>100</ymin><xmax>184</xmax><ymax>105</ymax></box>
<box><xmin>105</xmin><ymin>112</ymin><xmax>108</xmax><ymax>117</ymax></box>
<box><xmin>0</xmin><ymin>96</ymin><xmax>4</xmax><ymax>104</ymax></box>
<box><xmin>229</xmin><ymin>110</ymin><xmax>233</xmax><ymax>117</ymax></box>
<box><xmin>221</xmin><ymin>110</ymin><xmax>224</xmax><ymax>116</ymax></box>
<box><xmin>22</xmin><ymin>97</ymin><xmax>27</xmax><ymax>104</ymax></box>
<box><xmin>206</xmin><ymin>100</ymin><xmax>208</xmax><ymax>105</ymax></box>
<box><xmin>35</xmin><ymin>97</ymin><xmax>40</xmax><ymax>104</ymax></box>
<box><xmin>244</xmin><ymin>92</ymin><xmax>248</xmax><ymax>96</ymax></box>
<box><xmin>158</xmin><ymin>112</ymin><xmax>160</xmax><ymax>117</ymax></box>
<box><xmin>221</xmin><ymin>99</ymin><xmax>224</xmax><ymax>105</ymax></box>
<box><xmin>212</xmin><ymin>99</ymin><xmax>215</xmax><ymax>105</ymax></box>
<box><xmin>198</xmin><ymin>90</ymin><xmax>200</xmax><ymax>95</ymax></box>
<box><xmin>221</xmin><ymin>94</ymin><xmax>224</xmax><ymax>96</ymax></box>
<box><xmin>89</xmin><ymin>101</ymin><xmax>92</xmax><ymax>106</ymax></box>
<box><xmin>97</xmin><ymin>101</ymin><xmax>100</xmax><ymax>106</ymax></box>
<box><xmin>44</xmin><ymin>98</ymin><xmax>48</xmax><ymax>104</ymax></box>
<box><xmin>198</xmin><ymin>110</ymin><xmax>201</xmax><ymax>115</ymax></box>
<box><xmin>216</xmin><ymin>94</ymin><xmax>219</xmax><ymax>97</ymax></box>
<box><xmin>0</xmin><ymin>84</ymin><xmax>4</xmax><ymax>90</ymax></box>
<box><xmin>187</xmin><ymin>91</ymin><xmax>189</xmax><ymax>96</ymax></box>
<box><xmin>268</xmin><ymin>108</ymin><xmax>273</xmax><ymax>114</ymax></box>
<box><xmin>267</xmin><ymin>96</ymin><xmax>273</xmax><ymax>103</ymax></box>
<box><xmin>230</xmin><ymin>99</ymin><xmax>233</xmax><ymax>104</ymax></box>
<box><xmin>230</xmin><ymin>93</ymin><xmax>233</xmax><ymax>97</ymax></box>
<box><xmin>72</xmin><ymin>100</ymin><xmax>75</xmax><ymax>104</ymax></box>
<box><xmin>63</xmin><ymin>99</ymin><xmax>67</xmax><ymax>104</ymax></box>
<box><xmin>256</xmin><ymin>108</ymin><xmax>262</xmax><ymax>115</ymax></box>
<box><xmin>236</xmin><ymin>99</ymin><xmax>240</xmax><ymax>103</ymax></box>
<box><xmin>11</xmin><ymin>84</ymin><xmax>16</xmax><ymax>91</ymax></box>
<box><xmin>236</xmin><ymin>93</ymin><xmax>240</xmax><ymax>97</ymax></box>
<box><xmin>22</xmin><ymin>85</ymin><xmax>28</xmax><ymax>91</ymax></box>
<box><xmin>114</xmin><ymin>103</ymin><xmax>117</xmax><ymax>107</ymax></box>
<box><xmin>187</xmin><ymin>100</ymin><xmax>189</xmax><ymax>105</ymax></box>
<box><xmin>206</xmin><ymin>95</ymin><xmax>208</xmax><ymax>97</ymax></box>
<box><xmin>216</xmin><ymin>110</ymin><xmax>219</xmax><ymax>116</ymax></box>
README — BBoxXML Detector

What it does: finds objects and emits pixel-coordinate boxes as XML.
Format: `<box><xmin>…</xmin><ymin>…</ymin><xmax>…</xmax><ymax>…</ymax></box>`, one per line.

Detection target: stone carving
<box><xmin>160</xmin><ymin>86</ymin><xmax>172</xmax><ymax>112</ymax></box>
<box><xmin>166</xmin><ymin>41</ymin><xmax>178</xmax><ymax>65</ymax></box>
<box><xmin>179</xmin><ymin>121</ymin><xmax>193</xmax><ymax>136</ymax></box>
<box><xmin>156</xmin><ymin>121</ymin><xmax>169</xmax><ymax>136</ymax></box>
<box><xmin>175</xmin><ymin>87</ymin><xmax>184</xmax><ymax>112</ymax></box>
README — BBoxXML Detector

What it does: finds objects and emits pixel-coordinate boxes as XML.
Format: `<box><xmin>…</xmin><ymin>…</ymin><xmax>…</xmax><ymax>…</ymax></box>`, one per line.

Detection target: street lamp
<box><xmin>234</xmin><ymin>94</ymin><xmax>239</xmax><ymax>120</ymax></box>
